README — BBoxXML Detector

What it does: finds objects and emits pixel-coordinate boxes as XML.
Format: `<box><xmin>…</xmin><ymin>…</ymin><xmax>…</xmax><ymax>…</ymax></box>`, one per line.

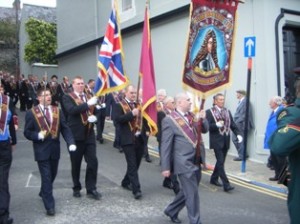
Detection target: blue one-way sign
<box><xmin>244</xmin><ymin>36</ymin><xmax>256</xmax><ymax>57</ymax></box>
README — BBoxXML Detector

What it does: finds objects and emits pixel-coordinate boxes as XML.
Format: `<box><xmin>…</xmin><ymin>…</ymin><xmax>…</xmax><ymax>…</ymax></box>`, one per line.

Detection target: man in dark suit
<box><xmin>232</xmin><ymin>90</ymin><xmax>254</xmax><ymax>161</ymax></box>
<box><xmin>106</xmin><ymin>91</ymin><xmax>124</xmax><ymax>152</ymax></box>
<box><xmin>161</xmin><ymin>92</ymin><xmax>208</xmax><ymax>224</ymax></box>
<box><xmin>206</xmin><ymin>93</ymin><xmax>242</xmax><ymax>192</ymax></box>
<box><xmin>24</xmin><ymin>88</ymin><xmax>76</xmax><ymax>216</ymax></box>
<box><xmin>156</xmin><ymin>96</ymin><xmax>179</xmax><ymax>194</ymax></box>
<box><xmin>0</xmin><ymin>87</ymin><xmax>17</xmax><ymax>224</ymax></box>
<box><xmin>62</xmin><ymin>76</ymin><xmax>101</xmax><ymax>200</ymax></box>
<box><xmin>114</xmin><ymin>85</ymin><xmax>144</xmax><ymax>199</ymax></box>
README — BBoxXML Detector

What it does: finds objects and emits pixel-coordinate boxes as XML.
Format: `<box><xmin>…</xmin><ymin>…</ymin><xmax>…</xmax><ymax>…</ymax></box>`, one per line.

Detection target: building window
<box><xmin>118</xmin><ymin>0</ymin><xmax>136</xmax><ymax>22</ymax></box>
<box><xmin>122</xmin><ymin>0</ymin><xmax>132</xmax><ymax>11</ymax></box>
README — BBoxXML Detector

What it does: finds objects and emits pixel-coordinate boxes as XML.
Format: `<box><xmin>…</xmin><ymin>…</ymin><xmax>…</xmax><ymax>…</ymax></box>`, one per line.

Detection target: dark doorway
<box><xmin>283</xmin><ymin>26</ymin><xmax>300</xmax><ymax>103</ymax></box>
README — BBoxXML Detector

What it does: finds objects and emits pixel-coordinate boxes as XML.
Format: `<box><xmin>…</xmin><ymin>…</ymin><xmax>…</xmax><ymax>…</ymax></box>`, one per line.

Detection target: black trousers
<box><xmin>70</xmin><ymin>138</ymin><xmax>98</xmax><ymax>192</ymax></box>
<box><xmin>211</xmin><ymin>146</ymin><xmax>230</xmax><ymax>188</ymax></box>
<box><xmin>96</xmin><ymin>108</ymin><xmax>106</xmax><ymax>140</ymax></box>
<box><xmin>121</xmin><ymin>136</ymin><xmax>144</xmax><ymax>194</ymax></box>
<box><xmin>37</xmin><ymin>159</ymin><xmax>59</xmax><ymax>210</ymax></box>
<box><xmin>270</xmin><ymin>152</ymin><xmax>287</xmax><ymax>178</ymax></box>
<box><xmin>0</xmin><ymin>141</ymin><xmax>12</xmax><ymax>219</ymax></box>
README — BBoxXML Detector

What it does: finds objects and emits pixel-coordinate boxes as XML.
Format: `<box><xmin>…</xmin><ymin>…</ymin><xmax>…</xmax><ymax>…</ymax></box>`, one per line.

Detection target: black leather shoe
<box><xmin>134</xmin><ymin>191</ymin><xmax>142</xmax><ymax>200</ymax></box>
<box><xmin>73</xmin><ymin>190</ymin><xmax>81</xmax><ymax>198</ymax></box>
<box><xmin>164</xmin><ymin>211</ymin><xmax>181</xmax><ymax>223</ymax></box>
<box><xmin>210</xmin><ymin>180</ymin><xmax>223</xmax><ymax>187</ymax></box>
<box><xmin>162</xmin><ymin>180</ymin><xmax>173</xmax><ymax>189</ymax></box>
<box><xmin>269</xmin><ymin>177</ymin><xmax>279</xmax><ymax>181</ymax></box>
<box><xmin>224</xmin><ymin>185</ymin><xmax>235</xmax><ymax>192</ymax></box>
<box><xmin>145</xmin><ymin>156</ymin><xmax>152</xmax><ymax>163</ymax></box>
<box><xmin>119</xmin><ymin>148</ymin><xmax>123</xmax><ymax>153</ymax></box>
<box><xmin>87</xmin><ymin>190</ymin><xmax>102</xmax><ymax>200</ymax></box>
<box><xmin>46</xmin><ymin>208</ymin><xmax>55</xmax><ymax>216</ymax></box>
<box><xmin>99</xmin><ymin>138</ymin><xmax>104</xmax><ymax>144</ymax></box>
<box><xmin>233</xmin><ymin>157</ymin><xmax>242</xmax><ymax>161</ymax></box>
<box><xmin>2</xmin><ymin>217</ymin><xmax>13</xmax><ymax>224</ymax></box>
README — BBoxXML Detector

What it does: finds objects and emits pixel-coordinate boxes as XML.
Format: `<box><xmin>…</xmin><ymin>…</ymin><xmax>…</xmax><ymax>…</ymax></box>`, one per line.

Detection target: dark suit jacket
<box><xmin>114</xmin><ymin>102</ymin><xmax>136</xmax><ymax>146</ymax></box>
<box><xmin>206</xmin><ymin>108</ymin><xmax>240</xmax><ymax>150</ymax></box>
<box><xmin>233</xmin><ymin>98</ymin><xmax>254</xmax><ymax>131</ymax></box>
<box><xmin>24</xmin><ymin>106</ymin><xmax>75</xmax><ymax>161</ymax></box>
<box><xmin>62</xmin><ymin>93</ymin><xmax>95</xmax><ymax>141</ymax></box>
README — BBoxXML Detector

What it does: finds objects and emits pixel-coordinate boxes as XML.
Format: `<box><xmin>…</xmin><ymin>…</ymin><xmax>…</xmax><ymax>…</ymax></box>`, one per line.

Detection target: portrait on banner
<box><xmin>182</xmin><ymin>1</ymin><xmax>239</xmax><ymax>98</ymax></box>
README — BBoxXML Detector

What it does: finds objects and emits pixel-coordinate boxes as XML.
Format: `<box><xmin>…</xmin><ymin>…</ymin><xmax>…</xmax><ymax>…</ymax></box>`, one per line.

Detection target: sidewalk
<box><xmin>104</xmin><ymin>120</ymin><xmax>288</xmax><ymax>196</ymax></box>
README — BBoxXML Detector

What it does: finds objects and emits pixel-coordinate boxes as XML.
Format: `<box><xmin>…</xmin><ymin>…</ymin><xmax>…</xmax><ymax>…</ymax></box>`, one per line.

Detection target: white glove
<box><xmin>237</xmin><ymin>135</ymin><xmax>243</xmax><ymax>143</ymax></box>
<box><xmin>101</xmin><ymin>103</ymin><xmax>106</xmax><ymax>108</ymax></box>
<box><xmin>95</xmin><ymin>105</ymin><xmax>101</xmax><ymax>110</ymax></box>
<box><xmin>87</xmin><ymin>96</ymin><xmax>98</xmax><ymax>106</ymax></box>
<box><xmin>69</xmin><ymin>144</ymin><xmax>77</xmax><ymax>152</ymax></box>
<box><xmin>38</xmin><ymin>131</ymin><xmax>46</xmax><ymax>140</ymax></box>
<box><xmin>216</xmin><ymin>121</ymin><xmax>224</xmax><ymax>128</ymax></box>
<box><xmin>87</xmin><ymin>115</ymin><xmax>97</xmax><ymax>123</ymax></box>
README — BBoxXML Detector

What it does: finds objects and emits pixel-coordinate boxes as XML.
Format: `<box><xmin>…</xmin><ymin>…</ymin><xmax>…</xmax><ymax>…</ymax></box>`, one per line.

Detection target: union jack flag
<box><xmin>94</xmin><ymin>6</ymin><xmax>129</xmax><ymax>96</ymax></box>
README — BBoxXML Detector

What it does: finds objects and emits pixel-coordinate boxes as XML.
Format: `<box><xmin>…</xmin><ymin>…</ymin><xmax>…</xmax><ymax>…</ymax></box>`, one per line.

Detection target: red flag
<box><xmin>139</xmin><ymin>6</ymin><xmax>157</xmax><ymax>135</ymax></box>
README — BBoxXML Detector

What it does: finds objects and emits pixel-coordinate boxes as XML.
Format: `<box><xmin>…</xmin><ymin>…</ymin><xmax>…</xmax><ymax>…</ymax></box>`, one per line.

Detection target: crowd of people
<box><xmin>0</xmin><ymin>70</ymin><xmax>299</xmax><ymax>224</ymax></box>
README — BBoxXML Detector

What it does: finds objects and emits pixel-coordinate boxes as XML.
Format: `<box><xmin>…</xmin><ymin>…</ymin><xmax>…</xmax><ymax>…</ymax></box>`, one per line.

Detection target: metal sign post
<box><xmin>241</xmin><ymin>37</ymin><xmax>255</xmax><ymax>173</ymax></box>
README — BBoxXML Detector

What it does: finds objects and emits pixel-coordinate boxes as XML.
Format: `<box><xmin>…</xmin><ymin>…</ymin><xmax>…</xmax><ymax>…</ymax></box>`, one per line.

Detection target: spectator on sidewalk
<box><xmin>269</xmin><ymin>80</ymin><xmax>300</xmax><ymax>224</ymax></box>
<box><xmin>264</xmin><ymin>96</ymin><xmax>286</xmax><ymax>181</ymax></box>
<box><xmin>232</xmin><ymin>90</ymin><xmax>254</xmax><ymax>161</ymax></box>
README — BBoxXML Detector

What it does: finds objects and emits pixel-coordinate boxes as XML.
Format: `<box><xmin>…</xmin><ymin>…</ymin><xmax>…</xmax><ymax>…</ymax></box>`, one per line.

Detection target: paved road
<box><xmin>8</xmin><ymin>112</ymin><xmax>289</xmax><ymax>224</ymax></box>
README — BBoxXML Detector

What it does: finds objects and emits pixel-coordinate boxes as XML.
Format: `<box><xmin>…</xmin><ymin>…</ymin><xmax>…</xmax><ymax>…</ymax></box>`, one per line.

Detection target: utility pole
<box><xmin>13</xmin><ymin>0</ymin><xmax>20</xmax><ymax>78</ymax></box>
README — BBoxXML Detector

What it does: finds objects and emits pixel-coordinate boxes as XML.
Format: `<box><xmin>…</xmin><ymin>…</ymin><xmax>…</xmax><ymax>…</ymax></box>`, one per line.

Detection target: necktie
<box><xmin>44</xmin><ymin>107</ymin><xmax>51</xmax><ymax>124</ymax></box>
<box><xmin>185</xmin><ymin>113</ymin><xmax>193</xmax><ymax>126</ymax></box>
<box><xmin>80</xmin><ymin>94</ymin><xmax>85</xmax><ymax>102</ymax></box>
<box><xmin>129</xmin><ymin>102</ymin><xmax>135</xmax><ymax>109</ymax></box>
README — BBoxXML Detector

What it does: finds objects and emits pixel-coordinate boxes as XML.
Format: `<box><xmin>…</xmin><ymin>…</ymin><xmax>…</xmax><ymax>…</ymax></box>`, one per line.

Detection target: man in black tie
<box><xmin>24</xmin><ymin>88</ymin><xmax>76</xmax><ymax>216</ymax></box>
<box><xmin>62</xmin><ymin>76</ymin><xmax>101</xmax><ymax>200</ymax></box>
<box><xmin>114</xmin><ymin>85</ymin><xmax>144</xmax><ymax>199</ymax></box>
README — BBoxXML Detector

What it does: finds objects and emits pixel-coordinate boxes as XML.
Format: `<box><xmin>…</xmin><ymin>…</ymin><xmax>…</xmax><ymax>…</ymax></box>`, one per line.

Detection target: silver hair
<box><xmin>272</xmin><ymin>96</ymin><xmax>283</xmax><ymax>105</ymax></box>
<box><xmin>163</xmin><ymin>96</ymin><xmax>174</xmax><ymax>105</ymax></box>
<box><xmin>157</xmin><ymin>89</ymin><xmax>167</xmax><ymax>96</ymax></box>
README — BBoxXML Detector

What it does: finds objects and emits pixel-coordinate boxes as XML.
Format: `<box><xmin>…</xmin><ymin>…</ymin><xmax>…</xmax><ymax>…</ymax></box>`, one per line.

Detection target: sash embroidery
<box><xmin>69</xmin><ymin>92</ymin><xmax>92</xmax><ymax>126</ymax></box>
<box><xmin>210</xmin><ymin>106</ymin><xmax>231</xmax><ymax>135</ymax></box>
<box><xmin>0</xmin><ymin>95</ymin><xmax>9</xmax><ymax>134</ymax></box>
<box><xmin>169</xmin><ymin>111</ymin><xmax>197</xmax><ymax>148</ymax></box>
<box><xmin>32</xmin><ymin>106</ymin><xmax>60</xmax><ymax>138</ymax></box>
<box><xmin>120</xmin><ymin>99</ymin><xmax>136</xmax><ymax>132</ymax></box>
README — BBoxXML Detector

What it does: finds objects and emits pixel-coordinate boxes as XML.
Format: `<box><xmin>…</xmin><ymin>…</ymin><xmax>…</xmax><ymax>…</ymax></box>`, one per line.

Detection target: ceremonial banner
<box><xmin>139</xmin><ymin>5</ymin><xmax>158</xmax><ymax>135</ymax></box>
<box><xmin>182</xmin><ymin>0</ymin><xmax>239</xmax><ymax>98</ymax></box>
<box><xmin>94</xmin><ymin>2</ymin><xmax>129</xmax><ymax>96</ymax></box>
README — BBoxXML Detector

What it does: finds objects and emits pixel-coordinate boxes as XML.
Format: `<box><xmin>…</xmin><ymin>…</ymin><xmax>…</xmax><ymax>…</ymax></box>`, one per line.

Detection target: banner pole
<box><xmin>241</xmin><ymin>57</ymin><xmax>252</xmax><ymax>173</ymax></box>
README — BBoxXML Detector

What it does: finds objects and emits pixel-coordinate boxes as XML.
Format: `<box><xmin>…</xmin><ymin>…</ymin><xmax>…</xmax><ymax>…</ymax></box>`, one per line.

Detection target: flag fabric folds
<box><xmin>182</xmin><ymin>0</ymin><xmax>239</xmax><ymax>99</ymax></box>
<box><xmin>139</xmin><ymin>6</ymin><xmax>157</xmax><ymax>135</ymax></box>
<box><xmin>94</xmin><ymin>5</ymin><xmax>128</xmax><ymax>96</ymax></box>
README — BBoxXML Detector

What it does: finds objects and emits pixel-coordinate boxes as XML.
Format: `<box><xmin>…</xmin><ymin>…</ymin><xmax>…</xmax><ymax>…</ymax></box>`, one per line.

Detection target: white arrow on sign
<box><xmin>245</xmin><ymin>38</ymin><xmax>254</xmax><ymax>57</ymax></box>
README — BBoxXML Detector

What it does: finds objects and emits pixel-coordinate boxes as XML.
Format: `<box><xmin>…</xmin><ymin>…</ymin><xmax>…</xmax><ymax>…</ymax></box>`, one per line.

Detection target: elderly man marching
<box><xmin>161</xmin><ymin>92</ymin><xmax>208</xmax><ymax>224</ymax></box>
